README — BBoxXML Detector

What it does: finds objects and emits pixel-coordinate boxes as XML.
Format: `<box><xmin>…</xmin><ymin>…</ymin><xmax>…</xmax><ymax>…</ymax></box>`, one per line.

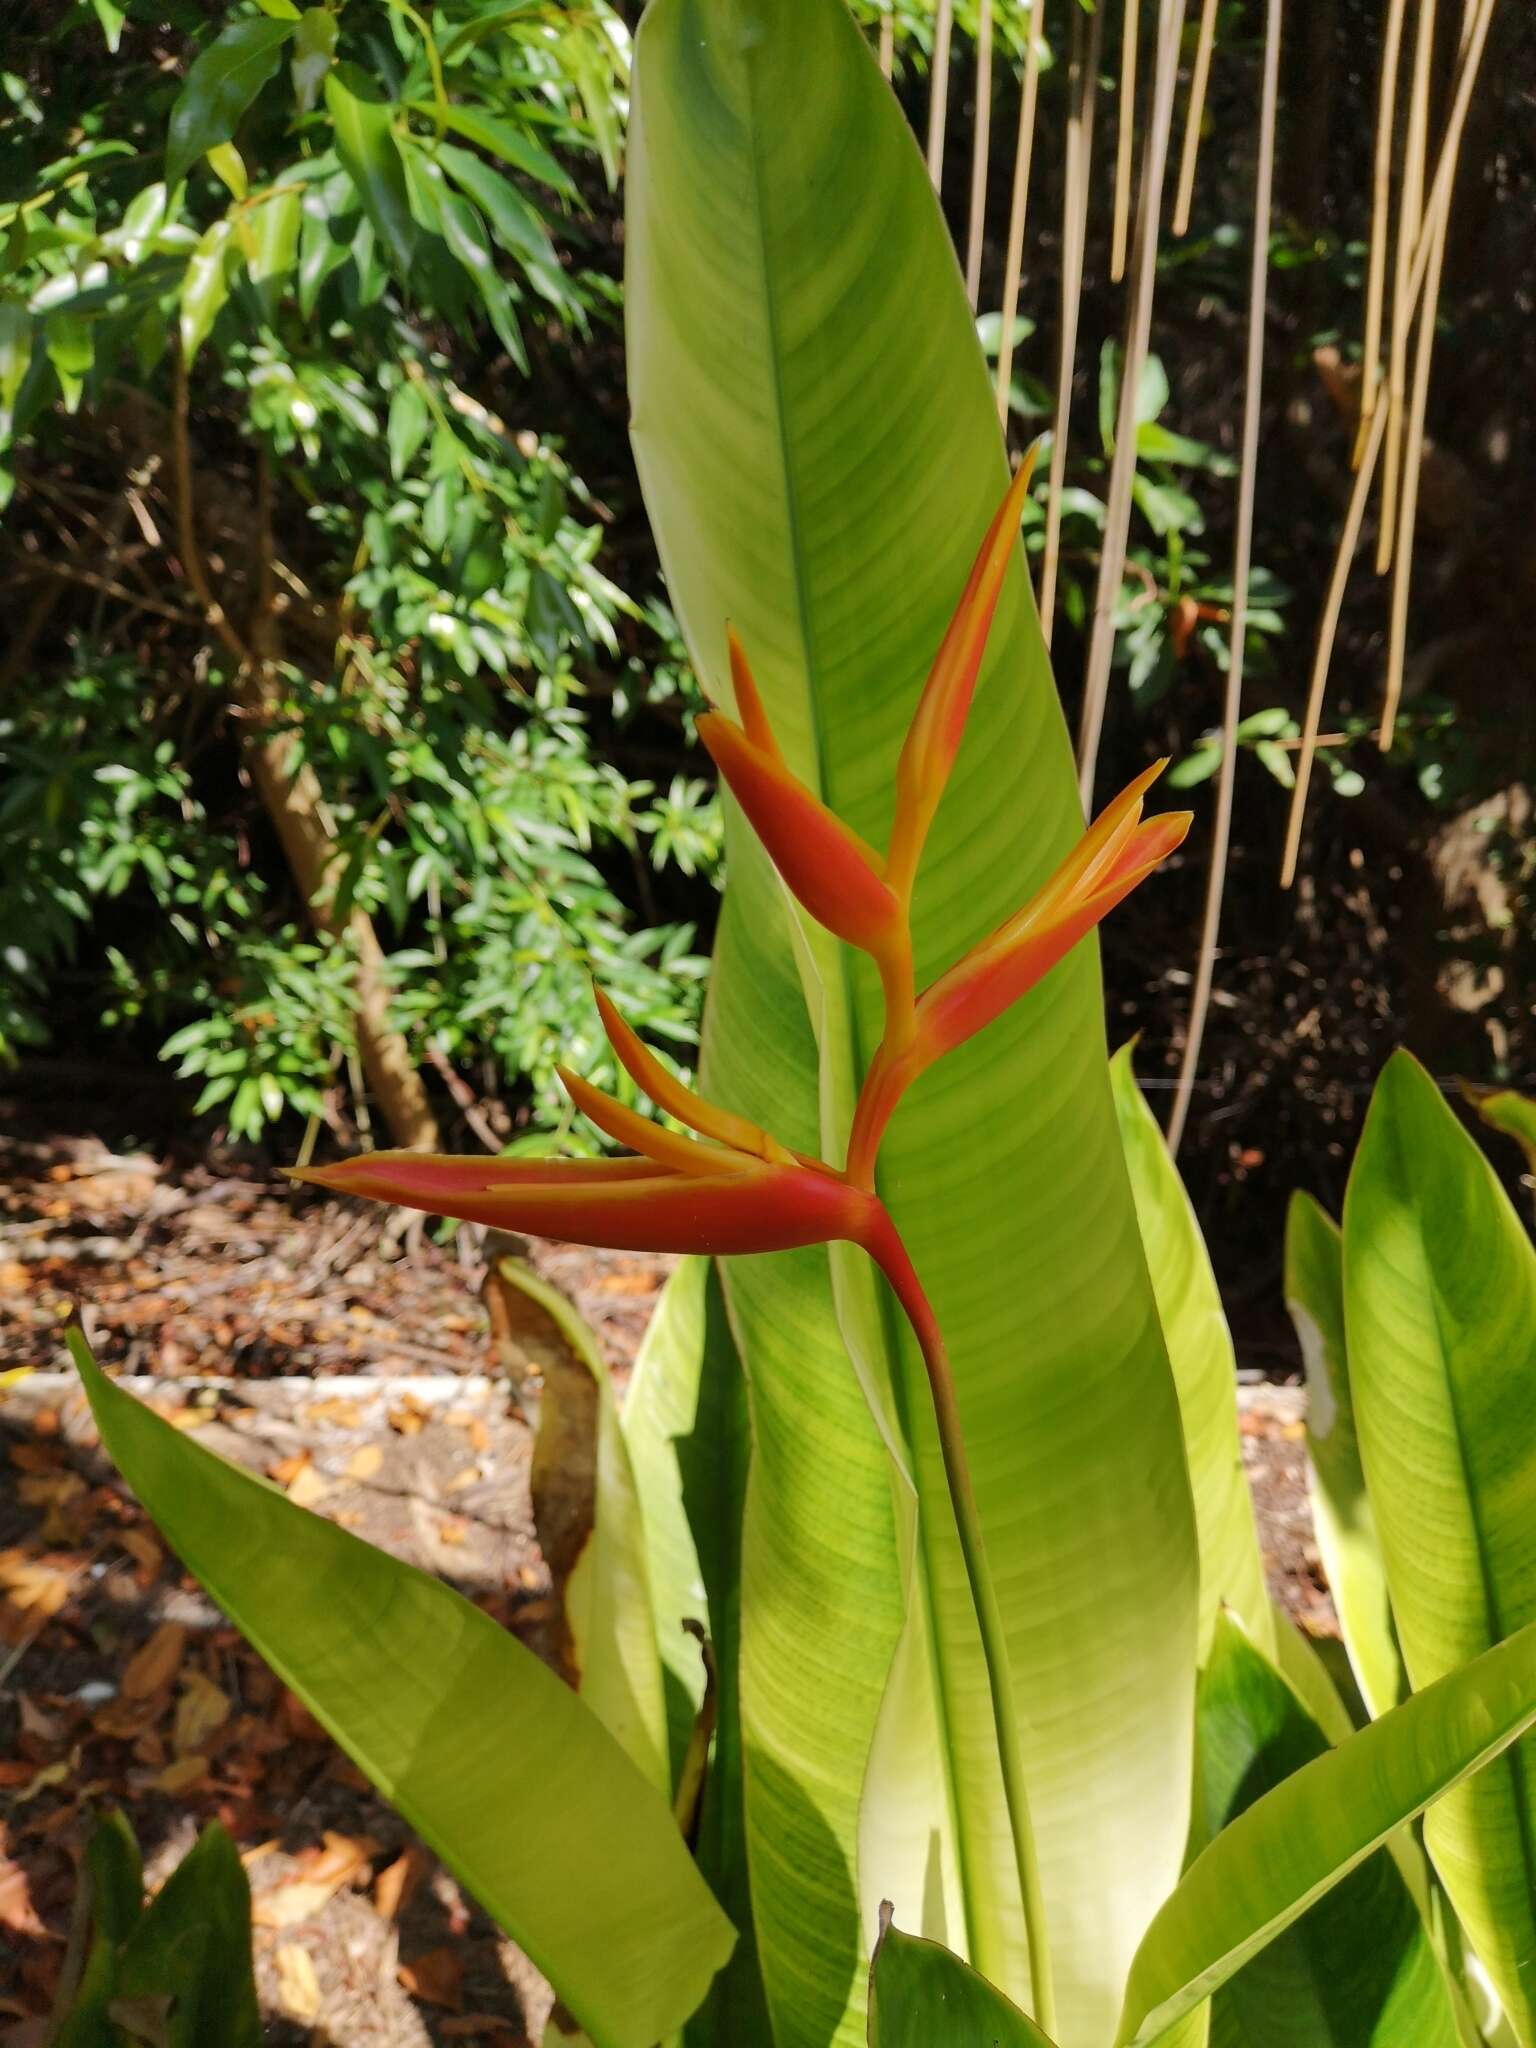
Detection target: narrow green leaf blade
<box><xmin>1113</xmin><ymin>1046</ymin><xmax>1271</xmax><ymax>1661</ymax></box>
<box><xmin>1199</xmin><ymin>1613</ymin><xmax>1456</xmax><ymax>2047</ymax></box>
<box><xmin>166</xmin><ymin>18</ymin><xmax>295</xmax><ymax>189</ymax></box>
<box><xmin>1345</xmin><ymin>1049</ymin><xmax>1536</xmax><ymax>2038</ymax></box>
<box><xmin>1115</xmin><ymin>1614</ymin><xmax>1536</xmax><ymax>2047</ymax></box>
<box><xmin>67</xmin><ymin>1331</ymin><xmax>734</xmax><ymax>2048</ymax></box>
<box><xmin>1284</xmin><ymin>1190</ymin><xmax>1405</xmax><ymax>1720</ymax></box>
<box><xmin>325</xmin><ymin>65</ymin><xmax>418</xmax><ymax>278</ymax></box>
<box><xmin>118</xmin><ymin>1824</ymin><xmax>262</xmax><ymax>2048</ymax></box>
<box><xmin>623</xmin><ymin>1257</ymin><xmax>774</xmax><ymax>2046</ymax></box>
<box><xmin>868</xmin><ymin>1913</ymin><xmax>1058</xmax><ymax>2047</ymax></box>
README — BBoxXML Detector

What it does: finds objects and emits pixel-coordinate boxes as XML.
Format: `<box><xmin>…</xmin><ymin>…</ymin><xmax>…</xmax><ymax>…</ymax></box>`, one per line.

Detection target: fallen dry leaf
<box><xmin>0</xmin><ymin>1853</ymin><xmax>47</xmax><ymax>1937</ymax></box>
<box><xmin>274</xmin><ymin>1942</ymin><xmax>322</xmax><ymax>2023</ymax></box>
<box><xmin>253</xmin><ymin>1831</ymin><xmax>379</xmax><ymax>1928</ymax></box>
<box><xmin>121</xmin><ymin>1622</ymin><xmax>187</xmax><ymax>1701</ymax></box>
<box><xmin>398</xmin><ymin>1945</ymin><xmax>464</xmax><ymax>2012</ymax></box>
<box><xmin>373</xmin><ymin>1844</ymin><xmax>429</xmax><ymax>1924</ymax></box>
<box><xmin>173</xmin><ymin>1670</ymin><xmax>231</xmax><ymax>1755</ymax></box>
<box><xmin>153</xmin><ymin>1754</ymin><xmax>208</xmax><ymax>1796</ymax></box>
<box><xmin>437</xmin><ymin>1517</ymin><xmax>469</xmax><ymax>1547</ymax></box>
<box><xmin>345</xmin><ymin>1443</ymin><xmax>384</xmax><ymax>1482</ymax></box>
<box><xmin>0</xmin><ymin>1549</ymin><xmax>76</xmax><ymax>1636</ymax></box>
<box><xmin>269</xmin><ymin>1452</ymin><xmax>309</xmax><ymax>1486</ymax></box>
<box><xmin>7</xmin><ymin>1442</ymin><xmax>63</xmax><ymax>1475</ymax></box>
<box><xmin>115</xmin><ymin>1528</ymin><xmax>163</xmax><ymax>1587</ymax></box>
<box><xmin>441</xmin><ymin>2018</ymin><xmax>522</xmax><ymax>2039</ymax></box>
<box><xmin>388</xmin><ymin>1401</ymin><xmax>427</xmax><ymax>1436</ymax></box>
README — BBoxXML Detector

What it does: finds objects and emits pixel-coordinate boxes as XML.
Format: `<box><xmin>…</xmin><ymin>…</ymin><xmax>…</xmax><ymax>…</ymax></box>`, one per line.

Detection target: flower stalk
<box><xmin>290</xmin><ymin>470</ymin><xmax>1189</xmax><ymax>2029</ymax></box>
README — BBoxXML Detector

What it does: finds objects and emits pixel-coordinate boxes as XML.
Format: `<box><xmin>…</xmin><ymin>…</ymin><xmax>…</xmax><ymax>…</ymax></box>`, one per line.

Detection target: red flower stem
<box><xmin>865</xmin><ymin>1209</ymin><xmax>1056</xmax><ymax>2035</ymax></box>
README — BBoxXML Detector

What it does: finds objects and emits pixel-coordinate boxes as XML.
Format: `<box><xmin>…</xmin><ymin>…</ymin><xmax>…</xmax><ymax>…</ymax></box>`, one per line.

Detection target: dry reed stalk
<box><xmin>1167</xmin><ymin>0</ymin><xmax>1283</xmax><ymax>1155</ymax></box>
<box><xmin>879</xmin><ymin>8</ymin><xmax>895</xmax><ymax>78</ymax></box>
<box><xmin>1378</xmin><ymin>0</ymin><xmax>1486</xmax><ymax>748</ymax></box>
<box><xmin>1040</xmin><ymin>0</ymin><xmax>1103</xmax><ymax>641</ymax></box>
<box><xmin>1076</xmin><ymin>0</ymin><xmax>1188</xmax><ymax>811</ymax></box>
<box><xmin>1171</xmin><ymin>0</ymin><xmax>1221</xmax><ymax>235</ymax></box>
<box><xmin>1279</xmin><ymin>402</ymin><xmax>1390</xmax><ymax>889</ymax></box>
<box><xmin>927</xmin><ymin>0</ymin><xmax>957</xmax><ymax>187</ymax></box>
<box><xmin>994</xmin><ymin>0</ymin><xmax>1047</xmax><ymax>421</ymax></box>
<box><xmin>1357</xmin><ymin>0</ymin><xmax>1409</xmax><ymax>458</ymax></box>
<box><xmin>1378</xmin><ymin>0</ymin><xmax>1437</xmax><ymax>572</ymax></box>
<box><xmin>1111</xmin><ymin>0</ymin><xmax>1141</xmax><ymax>282</ymax></box>
<box><xmin>965</xmin><ymin>0</ymin><xmax>995</xmax><ymax>307</ymax></box>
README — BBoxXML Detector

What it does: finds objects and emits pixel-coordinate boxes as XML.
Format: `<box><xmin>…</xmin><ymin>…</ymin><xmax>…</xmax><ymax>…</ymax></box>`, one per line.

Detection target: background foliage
<box><xmin>2</xmin><ymin>0</ymin><xmax>1533</xmax><ymax>1324</ymax></box>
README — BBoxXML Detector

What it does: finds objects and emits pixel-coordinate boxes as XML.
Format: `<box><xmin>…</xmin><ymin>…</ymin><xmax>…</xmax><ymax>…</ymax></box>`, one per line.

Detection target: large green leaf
<box><xmin>1344</xmin><ymin>1050</ymin><xmax>1536</xmax><ymax>2041</ymax></box>
<box><xmin>1115</xmin><ymin>1611</ymin><xmax>1536</xmax><ymax>2047</ymax></box>
<box><xmin>67</xmin><ymin>1332</ymin><xmax>733</xmax><ymax>2048</ymax></box>
<box><xmin>627</xmin><ymin>5</ymin><xmax>1199</xmax><ymax>2044</ymax></box>
<box><xmin>868</xmin><ymin>1912</ymin><xmax>1058</xmax><ymax>2047</ymax></box>
<box><xmin>1283</xmin><ymin>1191</ymin><xmax>1405</xmax><ymax>1721</ymax></box>
<box><xmin>623</xmin><ymin>1258</ymin><xmax>773</xmax><ymax>2045</ymax></box>
<box><xmin>166</xmin><ymin>18</ymin><xmax>295</xmax><ymax>189</ymax></box>
<box><xmin>1199</xmin><ymin>1613</ymin><xmax>1456</xmax><ymax>2047</ymax></box>
<box><xmin>1112</xmin><ymin>1046</ymin><xmax>1271</xmax><ymax>1662</ymax></box>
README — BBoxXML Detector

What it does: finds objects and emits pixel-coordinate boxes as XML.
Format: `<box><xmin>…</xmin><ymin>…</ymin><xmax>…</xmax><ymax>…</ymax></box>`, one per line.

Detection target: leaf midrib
<box><xmin>735</xmin><ymin>16</ymin><xmax>986</xmax><ymax>1977</ymax></box>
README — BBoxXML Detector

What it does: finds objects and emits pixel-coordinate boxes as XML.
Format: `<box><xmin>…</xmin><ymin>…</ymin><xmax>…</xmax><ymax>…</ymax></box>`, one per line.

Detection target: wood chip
<box><xmin>345</xmin><ymin>1443</ymin><xmax>384</xmax><ymax>1482</ymax></box>
<box><xmin>274</xmin><ymin>1942</ymin><xmax>322</xmax><ymax>2023</ymax></box>
<box><xmin>173</xmin><ymin>1670</ymin><xmax>231</xmax><ymax>1755</ymax></box>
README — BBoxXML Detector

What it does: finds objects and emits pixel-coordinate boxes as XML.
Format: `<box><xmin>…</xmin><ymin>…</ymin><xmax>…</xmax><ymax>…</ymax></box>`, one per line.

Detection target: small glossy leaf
<box><xmin>166</xmin><ymin>18</ymin><xmax>295</xmax><ymax>189</ymax></box>
<box><xmin>206</xmin><ymin>142</ymin><xmax>248</xmax><ymax>200</ymax></box>
<box><xmin>0</xmin><ymin>300</ymin><xmax>31</xmax><ymax>435</ymax></box>
<box><xmin>387</xmin><ymin>379</ymin><xmax>430</xmax><ymax>478</ymax></box>
<box><xmin>67</xmin><ymin>1331</ymin><xmax>735</xmax><ymax>2048</ymax></box>
<box><xmin>291</xmin><ymin>6</ymin><xmax>339</xmax><ymax>114</ymax></box>
<box><xmin>868</xmin><ymin>1911</ymin><xmax>1057</xmax><ymax>2046</ymax></box>
<box><xmin>1345</xmin><ymin>1050</ymin><xmax>1536</xmax><ymax>2039</ymax></box>
<box><xmin>178</xmin><ymin>218</ymin><xmax>234</xmax><ymax>364</ymax></box>
<box><xmin>416</xmin><ymin>102</ymin><xmax>576</xmax><ymax>195</ymax></box>
<box><xmin>44</xmin><ymin>310</ymin><xmax>92</xmax><ymax>411</ymax></box>
<box><xmin>92</xmin><ymin>0</ymin><xmax>126</xmax><ymax>52</ymax></box>
<box><xmin>435</xmin><ymin>140</ymin><xmax>568</xmax><ymax>304</ymax></box>
<box><xmin>326</xmin><ymin>65</ymin><xmax>417</xmax><ymax>278</ymax></box>
<box><xmin>1114</xmin><ymin>1611</ymin><xmax>1536</xmax><ymax>2047</ymax></box>
<box><xmin>1466</xmin><ymin>1082</ymin><xmax>1536</xmax><ymax>1178</ymax></box>
<box><xmin>247</xmin><ymin>187</ymin><xmax>302</xmax><ymax>316</ymax></box>
<box><xmin>1199</xmin><ymin>1614</ymin><xmax>1456</xmax><ymax>2046</ymax></box>
<box><xmin>1284</xmin><ymin>1191</ymin><xmax>1405</xmax><ymax>1720</ymax></box>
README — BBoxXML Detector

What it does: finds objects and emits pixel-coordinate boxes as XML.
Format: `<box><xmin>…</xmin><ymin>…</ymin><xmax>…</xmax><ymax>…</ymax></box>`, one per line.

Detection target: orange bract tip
<box><xmin>557</xmin><ymin>1065</ymin><xmax>750</xmax><ymax>1179</ymax></box>
<box><xmin>592</xmin><ymin>983</ymin><xmax>794</xmax><ymax>1165</ymax></box>
<box><xmin>698</xmin><ymin>711</ymin><xmax>901</xmax><ymax>955</ymax></box>
<box><xmin>888</xmin><ymin>465</ymin><xmax>1034</xmax><ymax>895</ymax></box>
<box><xmin>724</xmin><ymin>627</ymin><xmax>779</xmax><ymax>760</ymax></box>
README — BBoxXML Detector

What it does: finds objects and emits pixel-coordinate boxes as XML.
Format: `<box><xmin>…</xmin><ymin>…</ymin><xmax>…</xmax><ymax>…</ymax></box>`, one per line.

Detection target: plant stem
<box><xmin>867</xmin><ymin>1213</ymin><xmax>1056</xmax><ymax>2036</ymax></box>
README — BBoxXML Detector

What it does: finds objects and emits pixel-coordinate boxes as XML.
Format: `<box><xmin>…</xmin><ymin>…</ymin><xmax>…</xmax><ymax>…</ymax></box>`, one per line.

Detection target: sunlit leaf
<box><xmin>166</xmin><ymin>18</ymin><xmax>296</xmax><ymax>190</ymax></box>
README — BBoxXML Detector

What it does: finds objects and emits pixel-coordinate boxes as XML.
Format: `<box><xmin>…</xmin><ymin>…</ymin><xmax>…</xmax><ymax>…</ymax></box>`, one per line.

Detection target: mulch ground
<box><xmin>0</xmin><ymin>1119</ymin><xmax>1334</xmax><ymax>2046</ymax></box>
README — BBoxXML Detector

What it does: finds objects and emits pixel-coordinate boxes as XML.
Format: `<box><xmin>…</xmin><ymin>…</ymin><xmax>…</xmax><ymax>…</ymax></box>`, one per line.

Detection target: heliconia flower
<box><xmin>887</xmin><ymin>452</ymin><xmax>1037</xmax><ymax>896</ymax></box>
<box><xmin>288</xmin><ymin>997</ymin><xmax>881</xmax><ymax>1259</ymax></box>
<box><xmin>843</xmin><ymin>761</ymin><xmax>1189</xmax><ymax>1181</ymax></box>
<box><xmin>913</xmin><ymin>760</ymin><xmax>1191</xmax><ymax>1066</ymax></box>
<box><xmin>695</xmin><ymin>630</ymin><xmax>902</xmax><ymax>956</ymax></box>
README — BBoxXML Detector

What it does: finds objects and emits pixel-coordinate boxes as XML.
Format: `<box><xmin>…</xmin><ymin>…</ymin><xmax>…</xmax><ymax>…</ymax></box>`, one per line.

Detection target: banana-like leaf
<box><xmin>487</xmin><ymin>1256</ymin><xmax>669</xmax><ymax>1793</ymax></box>
<box><xmin>623</xmin><ymin>1257</ymin><xmax>774</xmax><ymax>2044</ymax></box>
<box><xmin>628</xmin><ymin>5</ymin><xmax>1199</xmax><ymax>2044</ymax></box>
<box><xmin>1284</xmin><ymin>1191</ymin><xmax>1406</xmax><ymax>1721</ymax></box>
<box><xmin>1199</xmin><ymin>1613</ymin><xmax>1457</xmax><ymax>2047</ymax></box>
<box><xmin>1344</xmin><ymin>1050</ymin><xmax>1536</xmax><ymax>2041</ymax></box>
<box><xmin>1112</xmin><ymin>1047</ymin><xmax>1271</xmax><ymax>1662</ymax></box>
<box><xmin>867</xmin><ymin>1909</ymin><xmax>1058</xmax><ymax>2046</ymax></box>
<box><xmin>1114</xmin><ymin>1610</ymin><xmax>1536</xmax><ymax>2047</ymax></box>
<box><xmin>67</xmin><ymin>1332</ymin><xmax>734</xmax><ymax>2048</ymax></box>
